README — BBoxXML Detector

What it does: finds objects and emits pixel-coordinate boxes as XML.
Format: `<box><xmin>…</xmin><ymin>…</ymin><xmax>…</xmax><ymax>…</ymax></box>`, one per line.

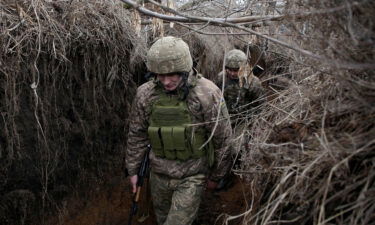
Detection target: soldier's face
<box><xmin>226</xmin><ymin>67</ymin><xmax>240</xmax><ymax>80</ymax></box>
<box><xmin>157</xmin><ymin>74</ymin><xmax>183</xmax><ymax>91</ymax></box>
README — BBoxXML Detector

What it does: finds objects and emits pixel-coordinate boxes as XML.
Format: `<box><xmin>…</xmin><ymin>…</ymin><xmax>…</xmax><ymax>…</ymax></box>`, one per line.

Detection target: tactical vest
<box><xmin>148</xmin><ymin>91</ymin><xmax>213</xmax><ymax>163</ymax></box>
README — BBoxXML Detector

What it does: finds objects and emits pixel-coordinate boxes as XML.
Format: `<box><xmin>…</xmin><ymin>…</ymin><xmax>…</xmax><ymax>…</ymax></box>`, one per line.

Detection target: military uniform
<box><xmin>216</xmin><ymin>70</ymin><xmax>264</xmax><ymax>118</ymax></box>
<box><xmin>126</xmin><ymin>37</ymin><xmax>232</xmax><ymax>225</ymax></box>
<box><xmin>214</xmin><ymin>49</ymin><xmax>266</xmax><ymax>176</ymax></box>
<box><xmin>215</xmin><ymin>49</ymin><xmax>265</xmax><ymax>123</ymax></box>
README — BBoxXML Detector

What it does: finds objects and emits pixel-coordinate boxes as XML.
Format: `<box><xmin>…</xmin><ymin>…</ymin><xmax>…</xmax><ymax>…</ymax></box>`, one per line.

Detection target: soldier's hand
<box><xmin>206</xmin><ymin>180</ymin><xmax>218</xmax><ymax>191</ymax></box>
<box><xmin>130</xmin><ymin>175</ymin><xmax>138</xmax><ymax>193</ymax></box>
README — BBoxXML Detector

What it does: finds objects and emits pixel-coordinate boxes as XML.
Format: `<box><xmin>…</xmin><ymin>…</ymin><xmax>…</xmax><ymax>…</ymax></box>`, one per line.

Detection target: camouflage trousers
<box><xmin>150</xmin><ymin>171</ymin><xmax>205</xmax><ymax>225</ymax></box>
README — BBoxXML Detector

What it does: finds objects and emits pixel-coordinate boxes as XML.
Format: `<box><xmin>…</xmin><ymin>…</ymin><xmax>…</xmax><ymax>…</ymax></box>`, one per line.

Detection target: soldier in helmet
<box><xmin>214</xmin><ymin>49</ymin><xmax>265</xmax><ymax>190</ymax></box>
<box><xmin>216</xmin><ymin>49</ymin><xmax>265</xmax><ymax>125</ymax></box>
<box><xmin>126</xmin><ymin>36</ymin><xmax>232</xmax><ymax>225</ymax></box>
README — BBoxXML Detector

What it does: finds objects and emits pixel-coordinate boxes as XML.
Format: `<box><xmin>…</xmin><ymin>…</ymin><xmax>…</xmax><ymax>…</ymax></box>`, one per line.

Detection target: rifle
<box><xmin>127</xmin><ymin>144</ymin><xmax>151</xmax><ymax>225</ymax></box>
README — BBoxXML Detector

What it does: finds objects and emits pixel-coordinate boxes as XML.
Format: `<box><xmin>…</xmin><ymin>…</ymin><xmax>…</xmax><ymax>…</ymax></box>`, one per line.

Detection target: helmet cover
<box><xmin>146</xmin><ymin>36</ymin><xmax>193</xmax><ymax>74</ymax></box>
<box><xmin>225</xmin><ymin>49</ymin><xmax>248</xmax><ymax>69</ymax></box>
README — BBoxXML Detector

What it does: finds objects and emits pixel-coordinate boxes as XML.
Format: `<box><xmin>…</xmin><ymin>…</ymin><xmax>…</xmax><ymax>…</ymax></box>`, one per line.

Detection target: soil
<box><xmin>55</xmin><ymin>175</ymin><xmax>250</xmax><ymax>225</ymax></box>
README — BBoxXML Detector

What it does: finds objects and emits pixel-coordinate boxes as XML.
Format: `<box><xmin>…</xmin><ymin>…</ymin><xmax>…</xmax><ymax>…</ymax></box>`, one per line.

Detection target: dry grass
<box><xmin>0</xmin><ymin>0</ymin><xmax>146</xmax><ymax>224</ymax></box>
<box><xmin>1</xmin><ymin>0</ymin><xmax>374</xmax><ymax>225</ymax></box>
<box><xmin>117</xmin><ymin>1</ymin><xmax>375</xmax><ymax>224</ymax></box>
<box><xmin>227</xmin><ymin>0</ymin><xmax>375</xmax><ymax>224</ymax></box>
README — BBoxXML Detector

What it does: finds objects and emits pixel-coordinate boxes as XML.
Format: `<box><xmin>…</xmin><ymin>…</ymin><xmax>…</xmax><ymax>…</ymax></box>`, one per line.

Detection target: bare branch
<box><xmin>121</xmin><ymin>0</ymin><xmax>284</xmax><ymax>23</ymax></box>
<box><xmin>123</xmin><ymin>0</ymin><xmax>363</xmax><ymax>25</ymax></box>
<box><xmin>120</xmin><ymin>0</ymin><xmax>375</xmax><ymax>70</ymax></box>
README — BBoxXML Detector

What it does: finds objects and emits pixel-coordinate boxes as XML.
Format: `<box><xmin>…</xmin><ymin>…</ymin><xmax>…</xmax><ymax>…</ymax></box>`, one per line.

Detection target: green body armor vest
<box><xmin>148</xmin><ymin>92</ymin><xmax>213</xmax><ymax>163</ymax></box>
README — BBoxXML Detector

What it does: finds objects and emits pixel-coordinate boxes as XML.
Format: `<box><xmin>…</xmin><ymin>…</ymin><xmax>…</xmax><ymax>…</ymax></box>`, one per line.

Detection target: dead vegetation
<box><xmin>0</xmin><ymin>0</ymin><xmax>374</xmax><ymax>225</ymax></box>
<box><xmin>230</xmin><ymin>1</ymin><xmax>375</xmax><ymax>224</ymax></box>
<box><xmin>0</xmin><ymin>0</ymin><xmax>146</xmax><ymax>224</ymax></box>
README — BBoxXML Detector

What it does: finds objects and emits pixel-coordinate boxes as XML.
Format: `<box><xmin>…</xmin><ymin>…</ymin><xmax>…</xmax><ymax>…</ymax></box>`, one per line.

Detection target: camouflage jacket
<box><xmin>216</xmin><ymin>71</ymin><xmax>265</xmax><ymax>115</ymax></box>
<box><xmin>126</xmin><ymin>70</ymin><xmax>232</xmax><ymax>181</ymax></box>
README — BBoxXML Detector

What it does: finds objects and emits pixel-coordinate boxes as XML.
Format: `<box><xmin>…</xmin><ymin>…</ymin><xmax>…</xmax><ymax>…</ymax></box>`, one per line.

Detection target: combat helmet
<box><xmin>146</xmin><ymin>36</ymin><xmax>193</xmax><ymax>74</ymax></box>
<box><xmin>225</xmin><ymin>49</ymin><xmax>248</xmax><ymax>69</ymax></box>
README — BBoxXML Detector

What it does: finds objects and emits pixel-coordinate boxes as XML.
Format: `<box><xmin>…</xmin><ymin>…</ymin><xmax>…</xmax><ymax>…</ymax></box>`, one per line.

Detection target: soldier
<box><xmin>214</xmin><ymin>49</ymin><xmax>266</xmax><ymax>190</ymax></box>
<box><xmin>126</xmin><ymin>36</ymin><xmax>232</xmax><ymax>225</ymax></box>
<box><xmin>216</xmin><ymin>49</ymin><xmax>265</xmax><ymax>125</ymax></box>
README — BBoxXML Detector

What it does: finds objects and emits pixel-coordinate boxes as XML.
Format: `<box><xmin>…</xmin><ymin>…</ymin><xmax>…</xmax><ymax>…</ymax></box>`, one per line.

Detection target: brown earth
<box><xmin>53</xmin><ymin>175</ymin><xmax>250</xmax><ymax>225</ymax></box>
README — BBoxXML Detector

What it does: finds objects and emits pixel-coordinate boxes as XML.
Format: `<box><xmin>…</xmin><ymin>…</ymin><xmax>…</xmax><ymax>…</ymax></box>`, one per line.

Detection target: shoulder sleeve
<box><xmin>125</xmin><ymin>82</ymin><xmax>154</xmax><ymax>176</ymax></box>
<box><xmin>196</xmin><ymin>78</ymin><xmax>232</xmax><ymax>181</ymax></box>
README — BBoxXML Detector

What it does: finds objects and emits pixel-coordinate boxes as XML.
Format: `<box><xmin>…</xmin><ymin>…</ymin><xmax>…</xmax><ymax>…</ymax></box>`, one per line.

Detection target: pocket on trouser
<box><xmin>150</xmin><ymin>172</ymin><xmax>173</xmax><ymax>225</ymax></box>
<box><xmin>164</xmin><ymin>174</ymin><xmax>205</xmax><ymax>225</ymax></box>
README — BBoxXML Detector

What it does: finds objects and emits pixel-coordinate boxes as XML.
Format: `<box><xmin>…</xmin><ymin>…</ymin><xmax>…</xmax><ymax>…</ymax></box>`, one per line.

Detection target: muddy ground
<box><xmin>54</xmin><ymin>175</ymin><xmax>250</xmax><ymax>225</ymax></box>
